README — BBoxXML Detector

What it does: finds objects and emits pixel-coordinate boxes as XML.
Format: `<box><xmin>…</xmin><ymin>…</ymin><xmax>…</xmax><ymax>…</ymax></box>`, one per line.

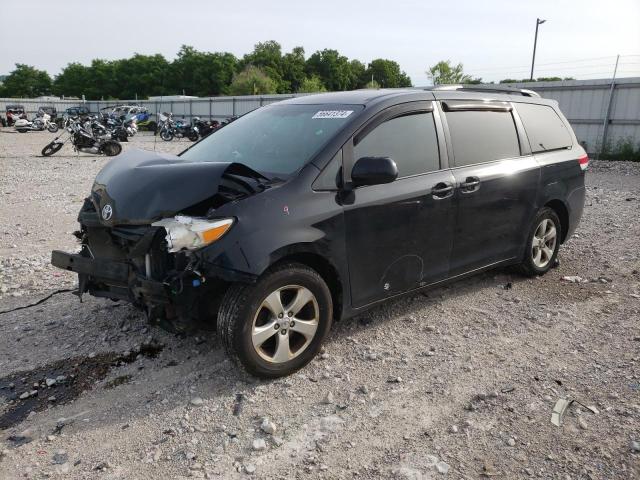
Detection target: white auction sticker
<box><xmin>312</xmin><ymin>110</ymin><xmax>353</xmax><ymax>119</ymax></box>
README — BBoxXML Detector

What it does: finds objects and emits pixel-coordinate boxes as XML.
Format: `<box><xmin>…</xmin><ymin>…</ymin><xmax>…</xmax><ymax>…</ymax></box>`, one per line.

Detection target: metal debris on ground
<box><xmin>551</xmin><ymin>398</ymin><xmax>574</xmax><ymax>427</ymax></box>
<box><xmin>551</xmin><ymin>397</ymin><xmax>599</xmax><ymax>427</ymax></box>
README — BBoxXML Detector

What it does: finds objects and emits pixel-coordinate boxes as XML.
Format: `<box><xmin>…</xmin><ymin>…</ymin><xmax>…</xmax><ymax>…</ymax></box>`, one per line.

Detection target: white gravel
<box><xmin>1</xmin><ymin>129</ymin><xmax>639</xmax><ymax>479</ymax></box>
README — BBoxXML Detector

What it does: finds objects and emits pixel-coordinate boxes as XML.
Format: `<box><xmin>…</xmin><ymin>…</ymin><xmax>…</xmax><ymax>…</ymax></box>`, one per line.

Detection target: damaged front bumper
<box><xmin>51</xmin><ymin>250</ymin><xmax>169</xmax><ymax>304</ymax></box>
<box><xmin>50</xmin><ymin>203</ymin><xmax>254</xmax><ymax>331</ymax></box>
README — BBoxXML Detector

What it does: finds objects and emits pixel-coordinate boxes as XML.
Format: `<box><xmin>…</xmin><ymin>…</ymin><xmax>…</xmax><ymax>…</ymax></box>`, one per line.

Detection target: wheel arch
<box><xmin>267</xmin><ymin>249</ymin><xmax>344</xmax><ymax>322</ymax></box>
<box><xmin>544</xmin><ymin>199</ymin><xmax>569</xmax><ymax>243</ymax></box>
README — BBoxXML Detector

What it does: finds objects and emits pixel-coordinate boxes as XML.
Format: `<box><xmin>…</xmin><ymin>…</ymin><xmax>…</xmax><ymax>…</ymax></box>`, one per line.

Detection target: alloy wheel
<box><xmin>531</xmin><ymin>218</ymin><xmax>557</xmax><ymax>268</ymax></box>
<box><xmin>251</xmin><ymin>285</ymin><xmax>319</xmax><ymax>364</ymax></box>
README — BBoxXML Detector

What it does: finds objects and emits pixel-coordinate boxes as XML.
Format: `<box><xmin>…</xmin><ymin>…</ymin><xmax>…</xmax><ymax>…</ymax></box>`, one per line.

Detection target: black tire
<box><xmin>102</xmin><ymin>141</ymin><xmax>122</xmax><ymax>157</ymax></box>
<box><xmin>160</xmin><ymin>130</ymin><xmax>174</xmax><ymax>141</ymax></box>
<box><xmin>16</xmin><ymin>129</ymin><xmax>28</xmax><ymax>133</ymax></box>
<box><xmin>518</xmin><ymin>207</ymin><xmax>562</xmax><ymax>276</ymax></box>
<box><xmin>41</xmin><ymin>142</ymin><xmax>63</xmax><ymax>156</ymax></box>
<box><xmin>47</xmin><ymin>124</ymin><xmax>59</xmax><ymax>133</ymax></box>
<box><xmin>217</xmin><ymin>263</ymin><xmax>333</xmax><ymax>378</ymax></box>
<box><xmin>188</xmin><ymin>130</ymin><xmax>199</xmax><ymax>142</ymax></box>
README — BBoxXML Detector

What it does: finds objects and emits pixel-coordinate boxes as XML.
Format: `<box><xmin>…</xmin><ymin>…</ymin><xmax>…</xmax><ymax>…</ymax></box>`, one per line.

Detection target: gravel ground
<box><xmin>0</xmin><ymin>129</ymin><xmax>639</xmax><ymax>480</ymax></box>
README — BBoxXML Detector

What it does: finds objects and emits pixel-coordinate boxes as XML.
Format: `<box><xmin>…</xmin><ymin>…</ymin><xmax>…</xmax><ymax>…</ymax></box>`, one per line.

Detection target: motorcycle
<box><xmin>192</xmin><ymin>117</ymin><xmax>221</xmax><ymax>139</ymax></box>
<box><xmin>156</xmin><ymin>113</ymin><xmax>198</xmax><ymax>142</ymax></box>
<box><xmin>41</xmin><ymin>117</ymin><xmax>122</xmax><ymax>157</ymax></box>
<box><xmin>14</xmin><ymin>111</ymin><xmax>59</xmax><ymax>133</ymax></box>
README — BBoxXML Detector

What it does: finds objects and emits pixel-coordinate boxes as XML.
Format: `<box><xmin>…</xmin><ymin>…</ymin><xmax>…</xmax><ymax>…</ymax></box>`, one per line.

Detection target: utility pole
<box><xmin>599</xmin><ymin>54</ymin><xmax>620</xmax><ymax>159</ymax></box>
<box><xmin>530</xmin><ymin>18</ymin><xmax>546</xmax><ymax>81</ymax></box>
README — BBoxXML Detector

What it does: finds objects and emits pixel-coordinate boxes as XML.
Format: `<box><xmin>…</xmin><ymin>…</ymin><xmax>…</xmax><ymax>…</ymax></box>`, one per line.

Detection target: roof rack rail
<box><xmin>427</xmin><ymin>84</ymin><xmax>541</xmax><ymax>98</ymax></box>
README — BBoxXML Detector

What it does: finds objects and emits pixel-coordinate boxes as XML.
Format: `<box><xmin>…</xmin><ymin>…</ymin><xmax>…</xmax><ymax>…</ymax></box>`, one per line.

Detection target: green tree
<box><xmin>427</xmin><ymin>60</ymin><xmax>470</xmax><ymax>85</ymax></box>
<box><xmin>53</xmin><ymin>62</ymin><xmax>91</xmax><ymax>98</ymax></box>
<box><xmin>0</xmin><ymin>64</ymin><xmax>52</xmax><ymax>97</ymax></box>
<box><xmin>111</xmin><ymin>54</ymin><xmax>170</xmax><ymax>99</ymax></box>
<box><xmin>86</xmin><ymin>59</ymin><xmax>117</xmax><ymax>99</ymax></box>
<box><xmin>282</xmin><ymin>46</ymin><xmax>307</xmax><ymax>93</ymax></box>
<box><xmin>306</xmin><ymin>49</ymin><xmax>355</xmax><ymax>91</ymax></box>
<box><xmin>349</xmin><ymin>60</ymin><xmax>367</xmax><ymax>89</ymax></box>
<box><xmin>364</xmin><ymin>59</ymin><xmax>412</xmax><ymax>88</ymax></box>
<box><xmin>365</xmin><ymin>79</ymin><xmax>381</xmax><ymax>89</ymax></box>
<box><xmin>241</xmin><ymin>41</ymin><xmax>286</xmax><ymax>92</ymax></box>
<box><xmin>298</xmin><ymin>75</ymin><xmax>327</xmax><ymax>93</ymax></box>
<box><xmin>228</xmin><ymin>66</ymin><xmax>277</xmax><ymax>95</ymax></box>
<box><xmin>169</xmin><ymin>46</ymin><xmax>238</xmax><ymax>97</ymax></box>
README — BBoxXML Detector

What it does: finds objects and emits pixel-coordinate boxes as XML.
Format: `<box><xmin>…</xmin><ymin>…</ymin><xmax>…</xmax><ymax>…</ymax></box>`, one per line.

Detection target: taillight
<box><xmin>578</xmin><ymin>154</ymin><xmax>589</xmax><ymax>171</ymax></box>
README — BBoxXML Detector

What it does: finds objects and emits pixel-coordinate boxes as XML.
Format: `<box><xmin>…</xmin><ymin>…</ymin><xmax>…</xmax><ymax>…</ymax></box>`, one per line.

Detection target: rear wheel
<box><xmin>102</xmin><ymin>141</ymin><xmax>122</xmax><ymax>157</ymax></box>
<box><xmin>217</xmin><ymin>263</ymin><xmax>333</xmax><ymax>378</ymax></box>
<box><xmin>42</xmin><ymin>142</ymin><xmax>63</xmax><ymax>156</ymax></box>
<box><xmin>518</xmin><ymin>207</ymin><xmax>561</xmax><ymax>276</ymax></box>
<box><xmin>16</xmin><ymin>129</ymin><xmax>28</xmax><ymax>133</ymax></box>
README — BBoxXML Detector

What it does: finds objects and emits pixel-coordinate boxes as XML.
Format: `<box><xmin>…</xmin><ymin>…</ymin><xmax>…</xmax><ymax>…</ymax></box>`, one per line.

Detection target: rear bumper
<box><xmin>51</xmin><ymin>250</ymin><xmax>170</xmax><ymax>304</ymax></box>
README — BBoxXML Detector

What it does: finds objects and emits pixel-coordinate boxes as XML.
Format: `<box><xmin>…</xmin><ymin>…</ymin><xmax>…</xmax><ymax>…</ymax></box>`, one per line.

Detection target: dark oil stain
<box><xmin>0</xmin><ymin>342</ymin><xmax>164</xmax><ymax>430</ymax></box>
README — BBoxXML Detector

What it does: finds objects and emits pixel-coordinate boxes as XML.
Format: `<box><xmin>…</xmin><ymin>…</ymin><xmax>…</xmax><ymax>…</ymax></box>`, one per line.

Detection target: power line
<box><xmin>466</xmin><ymin>54</ymin><xmax>640</xmax><ymax>73</ymax></box>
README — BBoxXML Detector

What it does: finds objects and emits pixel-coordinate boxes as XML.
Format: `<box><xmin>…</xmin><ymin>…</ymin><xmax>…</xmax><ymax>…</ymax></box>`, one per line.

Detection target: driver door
<box><xmin>343</xmin><ymin>102</ymin><xmax>456</xmax><ymax>308</ymax></box>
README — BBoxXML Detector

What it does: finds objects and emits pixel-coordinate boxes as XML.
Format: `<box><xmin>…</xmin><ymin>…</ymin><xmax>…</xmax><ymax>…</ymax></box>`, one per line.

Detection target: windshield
<box><xmin>180</xmin><ymin>104</ymin><xmax>362</xmax><ymax>177</ymax></box>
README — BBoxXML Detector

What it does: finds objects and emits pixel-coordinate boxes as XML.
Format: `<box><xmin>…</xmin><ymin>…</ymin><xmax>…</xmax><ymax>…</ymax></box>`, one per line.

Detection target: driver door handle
<box><xmin>431</xmin><ymin>182</ymin><xmax>454</xmax><ymax>199</ymax></box>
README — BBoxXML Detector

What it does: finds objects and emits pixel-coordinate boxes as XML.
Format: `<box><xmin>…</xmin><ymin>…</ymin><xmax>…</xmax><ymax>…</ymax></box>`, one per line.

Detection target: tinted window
<box><xmin>181</xmin><ymin>104</ymin><xmax>362</xmax><ymax>177</ymax></box>
<box><xmin>515</xmin><ymin>103</ymin><xmax>572</xmax><ymax>153</ymax></box>
<box><xmin>446</xmin><ymin>110</ymin><xmax>520</xmax><ymax>166</ymax></box>
<box><xmin>353</xmin><ymin>112</ymin><xmax>439</xmax><ymax>178</ymax></box>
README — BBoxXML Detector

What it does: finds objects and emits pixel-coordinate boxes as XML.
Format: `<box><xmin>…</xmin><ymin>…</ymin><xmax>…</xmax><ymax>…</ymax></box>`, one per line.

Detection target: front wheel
<box><xmin>42</xmin><ymin>141</ymin><xmax>63</xmax><ymax>156</ymax></box>
<box><xmin>160</xmin><ymin>129</ymin><xmax>174</xmax><ymax>141</ymax></box>
<box><xmin>217</xmin><ymin>263</ymin><xmax>333</xmax><ymax>378</ymax></box>
<box><xmin>518</xmin><ymin>207</ymin><xmax>561</xmax><ymax>276</ymax></box>
<box><xmin>16</xmin><ymin>129</ymin><xmax>28</xmax><ymax>133</ymax></box>
<box><xmin>188</xmin><ymin>130</ymin><xmax>199</xmax><ymax>142</ymax></box>
<box><xmin>47</xmin><ymin>123</ymin><xmax>59</xmax><ymax>133</ymax></box>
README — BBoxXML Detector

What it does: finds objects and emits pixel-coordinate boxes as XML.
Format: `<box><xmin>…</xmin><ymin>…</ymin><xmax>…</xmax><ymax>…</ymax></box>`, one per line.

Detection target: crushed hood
<box><xmin>91</xmin><ymin>149</ymin><xmax>261</xmax><ymax>225</ymax></box>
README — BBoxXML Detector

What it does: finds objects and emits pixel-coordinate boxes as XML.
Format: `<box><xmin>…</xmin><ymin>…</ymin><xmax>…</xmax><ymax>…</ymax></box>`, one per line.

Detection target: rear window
<box><xmin>515</xmin><ymin>103</ymin><xmax>572</xmax><ymax>153</ymax></box>
<box><xmin>445</xmin><ymin>110</ymin><xmax>521</xmax><ymax>166</ymax></box>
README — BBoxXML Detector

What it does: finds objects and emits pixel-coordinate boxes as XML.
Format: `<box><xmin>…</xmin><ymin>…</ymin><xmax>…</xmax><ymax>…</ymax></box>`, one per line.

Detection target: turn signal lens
<box><xmin>199</xmin><ymin>221</ymin><xmax>233</xmax><ymax>244</ymax></box>
<box><xmin>578</xmin><ymin>154</ymin><xmax>589</xmax><ymax>171</ymax></box>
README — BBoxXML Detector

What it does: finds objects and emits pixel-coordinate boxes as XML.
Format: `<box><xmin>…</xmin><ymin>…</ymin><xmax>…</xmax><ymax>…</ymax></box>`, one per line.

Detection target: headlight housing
<box><xmin>152</xmin><ymin>216</ymin><xmax>234</xmax><ymax>252</ymax></box>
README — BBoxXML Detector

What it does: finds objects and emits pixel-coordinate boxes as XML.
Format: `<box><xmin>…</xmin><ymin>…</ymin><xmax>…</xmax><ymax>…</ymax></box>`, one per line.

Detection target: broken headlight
<box><xmin>152</xmin><ymin>216</ymin><xmax>234</xmax><ymax>253</ymax></box>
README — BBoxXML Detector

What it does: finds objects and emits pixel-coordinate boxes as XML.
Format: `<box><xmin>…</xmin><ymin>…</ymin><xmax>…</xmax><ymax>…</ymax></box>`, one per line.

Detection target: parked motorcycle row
<box><xmin>155</xmin><ymin>113</ymin><xmax>237</xmax><ymax>142</ymax></box>
<box><xmin>2</xmin><ymin>103</ymin><xmax>238</xmax><ymax>157</ymax></box>
<box><xmin>14</xmin><ymin>108</ymin><xmax>59</xmax><ymax>133</ymax></box>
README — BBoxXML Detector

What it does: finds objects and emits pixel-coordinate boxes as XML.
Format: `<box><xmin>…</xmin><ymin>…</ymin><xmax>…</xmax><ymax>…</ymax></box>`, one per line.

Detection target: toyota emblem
<box><xmin>101</xmin><ymin>204</ymin><xmax>113</xmax><ymax>221</ymax></box>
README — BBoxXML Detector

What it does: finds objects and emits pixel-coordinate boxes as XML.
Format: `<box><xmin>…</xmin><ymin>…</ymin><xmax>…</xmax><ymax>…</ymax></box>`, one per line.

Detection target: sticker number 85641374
<box><xmin>312</xmin><ymin>110</ymin><xmax>353</xmax><ymax>119</ymax></box>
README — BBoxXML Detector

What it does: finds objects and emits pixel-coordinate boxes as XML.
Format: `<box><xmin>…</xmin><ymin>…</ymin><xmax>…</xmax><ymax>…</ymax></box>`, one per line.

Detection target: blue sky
<box><xmin>1</xmin><ymin>0</ymin><xmax>639</xmax><ymax>84</ymax></box>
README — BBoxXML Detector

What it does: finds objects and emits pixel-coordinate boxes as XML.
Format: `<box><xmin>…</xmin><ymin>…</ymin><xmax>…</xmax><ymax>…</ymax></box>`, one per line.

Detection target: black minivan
<box><xmin>52</xmin><ymin>86</ymin><xmax>587</xmax><ymax>377</ymax></box>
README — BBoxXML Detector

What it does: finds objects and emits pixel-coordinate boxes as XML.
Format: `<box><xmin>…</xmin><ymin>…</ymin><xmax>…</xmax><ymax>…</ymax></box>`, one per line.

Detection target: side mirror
<box><xmin>351</xmin><ymin>156</ymin><xmax>398</xmax><ymax>187</ymax></box>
